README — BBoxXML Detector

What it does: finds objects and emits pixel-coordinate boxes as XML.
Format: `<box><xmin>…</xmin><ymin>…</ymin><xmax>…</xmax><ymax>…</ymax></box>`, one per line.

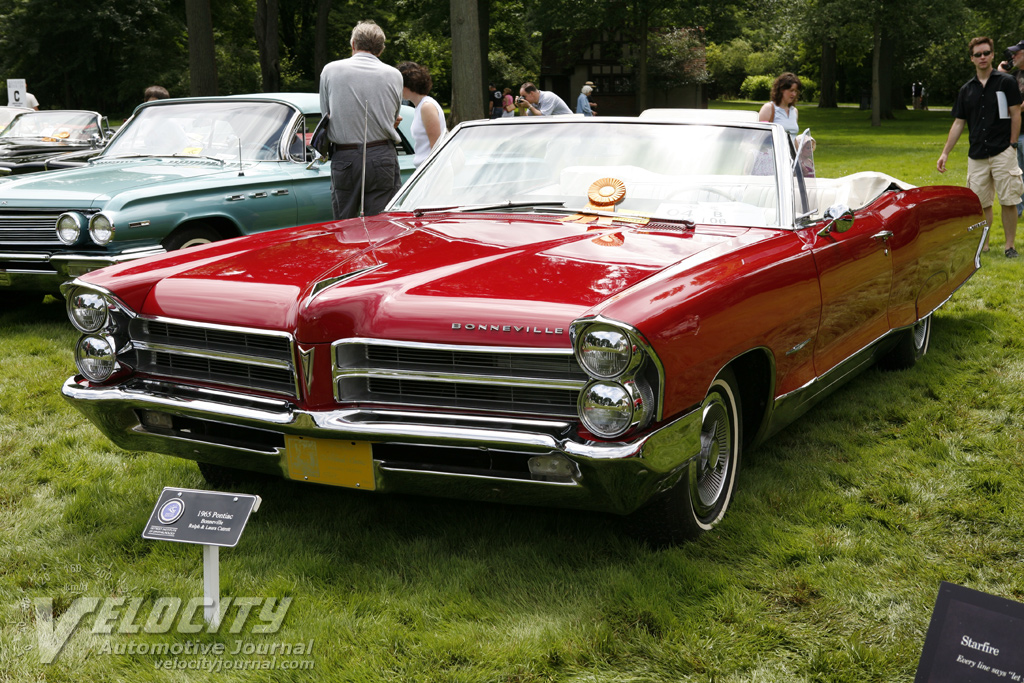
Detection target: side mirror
<box><xmin>305</xmin><ymin>146</ymin><xmax>326</xmax><ymax>170</ymax></box>
<box><xmin>817</xmin><ymin>203</ymin><xmax>854</xmax><ymax>236</ymax></box>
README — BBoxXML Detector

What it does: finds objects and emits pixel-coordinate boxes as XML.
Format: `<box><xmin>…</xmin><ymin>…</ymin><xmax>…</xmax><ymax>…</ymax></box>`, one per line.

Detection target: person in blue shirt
<box><xmin>576</xmin><ymin>85</ymin><xmax>594</xmax><ymax>116</ymax></box>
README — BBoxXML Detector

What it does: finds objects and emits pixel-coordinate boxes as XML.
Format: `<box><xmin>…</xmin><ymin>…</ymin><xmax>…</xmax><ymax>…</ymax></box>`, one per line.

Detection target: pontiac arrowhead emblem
<box><xmin>298</xmin><ymin>346</ymin><xmax>315</xmax><ymax>394</ymax></box>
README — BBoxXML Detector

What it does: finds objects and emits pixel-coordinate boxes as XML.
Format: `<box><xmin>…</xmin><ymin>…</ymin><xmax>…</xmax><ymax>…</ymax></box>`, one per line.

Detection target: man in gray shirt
<box><xmin>518</xmin><ymin>82</ymin><xmax>573</xmax><ymax>116</ymax></box>
<box><xmin>319</xmin><ymin>21</ymin><xmax>403</xmax><ymax>219</ymax></box>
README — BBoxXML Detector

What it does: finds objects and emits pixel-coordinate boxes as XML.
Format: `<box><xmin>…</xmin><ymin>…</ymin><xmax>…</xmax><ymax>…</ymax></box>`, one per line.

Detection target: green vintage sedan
<box><xmin>0</xmin><ymin>93</ymin><xmax>415</xmax><ymax>296</ymax></box>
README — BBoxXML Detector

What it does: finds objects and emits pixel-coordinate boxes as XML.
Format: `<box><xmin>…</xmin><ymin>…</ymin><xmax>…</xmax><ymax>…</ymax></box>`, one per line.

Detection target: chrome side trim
<box><xmin>786</xmin><ymin>338</ymin><xmax>811</xmax><ymax>356</ymax></box>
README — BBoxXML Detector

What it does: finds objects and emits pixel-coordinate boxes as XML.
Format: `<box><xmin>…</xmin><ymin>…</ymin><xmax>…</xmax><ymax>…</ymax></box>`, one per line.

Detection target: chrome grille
<box><xmin>130</xmin><ymin>318</ymin><xmax>297</xmax><ymax>397</ymax></box>
<box><xmin>140</xmin><ymin>320</ymin><xmax>292</xmax><ymax>359</ymax></box>
<box><xmin>0</xmin><ymin>211</ymin><xmax>62</xmax><ymax>245</ymax></box>
<box><xmin>335</xmin><ymin>340</ymin><xmax>587</xmax><ymax>417</ymax></box>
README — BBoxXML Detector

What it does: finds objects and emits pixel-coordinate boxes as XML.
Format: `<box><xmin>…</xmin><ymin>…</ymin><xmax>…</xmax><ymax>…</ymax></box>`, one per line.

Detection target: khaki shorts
<box><xmin>967</xmin><ymin>146</ymin><xmax>1024</xmax><ymax>207</ymax></box>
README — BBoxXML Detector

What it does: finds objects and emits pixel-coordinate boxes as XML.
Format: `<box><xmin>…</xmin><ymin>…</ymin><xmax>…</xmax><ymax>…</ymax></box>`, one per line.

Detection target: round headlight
<box><xmin>56</xmin><ymin>212</ymin><xmax>84</xmax><ymax>245</ymax></box>
<box><xmin>579</xmin><ymin>381</ymin><xmax>634</xmax><ymax>438</ymax></box>
<box><xmin>67</xmin><ymin>289</ymin><xmax>109</xmax><ymax>333</ymax></box>
<box><xmin>89</xmin><ymin>213</ymin><xmax>114</xmax><ymax>245</ymax></box>
<box><xmin>577</xmin><ymin>324</ymin><xmax>632</xmax><ymax>378</ymax></box>
<box><xmin>75</xmin><ymin>334</ymin><xmax>117</xmax><ymax>382</ymax></box>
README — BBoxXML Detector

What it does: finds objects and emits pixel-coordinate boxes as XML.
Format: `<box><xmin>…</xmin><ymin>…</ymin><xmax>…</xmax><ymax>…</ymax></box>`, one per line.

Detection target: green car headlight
<box><xmin>579</xmin><ymin>381</ymin><xmax>634</xmax><ymax>438</ymax></box>
<box><xmin>75</xmin><ymin>334</ymin><xmax>117</xmax><ymax>382</ymax></box>
<box><xmin>576</xmin><ymin>324</ymin><xmax>633</xmax><ymax>378</ymax></box>
<box><xmin>67</xmin><ymin>289</ymin><xmax>109</xmax><ymax>333</ymax></box>
<box><xmin>89</xmin><ymin>213</ymin><xmax>114</xmax><ymax>245</ymax></box>
<box><xmin>56</xmin><ymin>212</ymin><xmax>84</xmax><ymax>245</ymax></box>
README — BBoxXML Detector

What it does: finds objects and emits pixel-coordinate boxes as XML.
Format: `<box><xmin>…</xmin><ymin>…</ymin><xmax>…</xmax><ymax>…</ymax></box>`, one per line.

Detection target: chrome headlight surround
<box><xmin>574</xmin><ymin>323</ymin><xmax>639</xmax><ymax>379</ymax></box>
<box><xmin>571</xmin><ymin>318</ymin><xmax>664</xmax><ymax>438</ymax></box>
<box><xmin>75</xmin><ymin>334</ymin><xmax>119</xmax><ymax>382</ymax></box>
<box><xmin>56</xmin><ymin>212</ymin><xmax>86</xmax><ymax>245</ymax></box>
<box><xmin>61</xmin><ymin>281</ymin><xmax>136</xmax><ymax>336</ymax></box>
<box><xmin>67</xmin><ymin>288</ymin><xmax>110</xmax><ymax>333</ymax></box>
<box><xmin>88</xmin><ymin>212</ymin><xmax>115</xmax><ymax>245</ymax></box>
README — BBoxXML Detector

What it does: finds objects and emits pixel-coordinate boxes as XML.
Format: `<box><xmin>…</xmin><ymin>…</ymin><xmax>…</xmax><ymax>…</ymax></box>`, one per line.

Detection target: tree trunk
<box><xmin>186</xmin><ymin>0</ymin><xmax>218</xmax><ymax>96</ymax></box>
<box><xmin>819</xmin><ymin>39</ymin><xmax>837</xmax><ymax>108</ymax></box>
<box><xmin>635</xmin><ymin>8</ymin><xmax>648</xmax><ymax>113</ymax></box>
<box><xmin>450</xmin><ymin>0</ymin><xmax>484</xmax><ymax>126</ymax></box>
<box><xmin>314</xmin><ymin>0</ymin><xmax>331</xmax><ymax>77</ymax></box>
<box><xmin>871</xmin><ymin>20</ymin><xmax>881</xmax><ymax>127</ymax></box>
<box><xmin>878</xmin><ymin>31</ymin><xmax>895</xmax><ymax>118</ymax></box>
<box><xmin>255</xmin><ymin>0</ymin><xmax>281</xmax><ymax>92</ymax></box>
<box><xmin>478</xmin><ymin>0</ymin><xmax>490</xmax><ymax>98</ymax></box>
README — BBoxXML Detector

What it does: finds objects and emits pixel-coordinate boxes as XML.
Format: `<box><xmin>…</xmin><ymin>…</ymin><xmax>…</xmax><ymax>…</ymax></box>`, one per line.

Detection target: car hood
<box><xmin>87</xmin><ymin>214</ymin><xmax>754</xmax><ymax>346</ymax></box>
<box><xmin>0</xmin><ymin>157</ymin><xmax>251</xmax><ymax>206</ymax></box>
<box><xmin>0</xmin><ymin>140</ymin><xmax>93</xmax><ymax>159</ymax></box>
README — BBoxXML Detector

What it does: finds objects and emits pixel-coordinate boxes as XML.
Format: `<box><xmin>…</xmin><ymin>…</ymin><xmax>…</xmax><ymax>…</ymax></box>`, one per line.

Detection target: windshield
<box><xmin>0</xmin><ymin>108</ymin><xmax>24</xmax><ymax>129</ymax></box>
<box><xmin>0</xmin><ymin>111</ymin><xmax>100</xmax><ymax>143</ymax></box>
<box><xmin>103</xmin><ymin>101</ymin><xmax>295</xmax><ymax>161</ymax></box>
<box><xmin>391</xmin><ymin>120</ymin><xmax>782</xmax><ymax>228</ymax></box>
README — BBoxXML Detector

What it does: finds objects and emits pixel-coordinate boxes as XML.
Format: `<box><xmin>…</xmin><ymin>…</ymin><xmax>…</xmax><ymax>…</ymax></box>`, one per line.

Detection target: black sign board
<box><xmin>142</xmin><ymin>487</ymin><xmax>260</xmax><ymax>548</ymax></box>
<box><xmin>915</xmin><ymin>582</ymin><xmax>1024</xmax><ymax>682</ymax></box>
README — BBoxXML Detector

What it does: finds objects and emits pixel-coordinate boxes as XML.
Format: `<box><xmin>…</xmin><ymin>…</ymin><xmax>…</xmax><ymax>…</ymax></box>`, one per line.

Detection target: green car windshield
<box><xmin>103</xmin><ymin>101</ymin><xmax>295</xmax><ymax>162</ymax></box>
<box><xmin>391</xmin><ymin>121</ymin><xmax>782</xmax><ymax>228</ymax></box>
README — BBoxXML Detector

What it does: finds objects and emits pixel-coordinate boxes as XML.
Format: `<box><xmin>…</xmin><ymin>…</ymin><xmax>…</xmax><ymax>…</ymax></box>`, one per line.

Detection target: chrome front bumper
<box><xmin>0</xmin><ymin>246</ymin><xmax>166</xmax><ymax>292</ymax></box>
<box><xmin>62</xmin><ymin>376</ymin><xmax>702</xmax><ymax>515</ymax></box>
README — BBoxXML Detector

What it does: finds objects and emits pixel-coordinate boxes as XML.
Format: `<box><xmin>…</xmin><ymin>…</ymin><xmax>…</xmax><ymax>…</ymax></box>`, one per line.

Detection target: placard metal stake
<box><xmin>203</xmin><ymin>544</ymin><xmax>220</xmax><ymax>626</ymax></box>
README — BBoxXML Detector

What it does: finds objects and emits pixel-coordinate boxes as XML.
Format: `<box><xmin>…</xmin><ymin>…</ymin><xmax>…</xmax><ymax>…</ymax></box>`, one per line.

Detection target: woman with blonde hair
<box><xmin>501</xmin><ymin>87</ymin><xmax>515</xmax><ymax>117</ymax></box>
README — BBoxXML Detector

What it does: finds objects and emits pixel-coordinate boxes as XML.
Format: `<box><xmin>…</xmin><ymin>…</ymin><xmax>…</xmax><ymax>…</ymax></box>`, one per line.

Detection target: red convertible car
<box><xmin>60</xmin><ymin>113</ymin><xmax>985</xmax><ymax>543</ymax></box>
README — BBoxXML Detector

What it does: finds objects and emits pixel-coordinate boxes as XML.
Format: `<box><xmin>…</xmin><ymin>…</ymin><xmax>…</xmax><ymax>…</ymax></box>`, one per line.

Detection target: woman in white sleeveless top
<box><xmin>397</xmin><ymin>62</ymin><xmax>447</xmax><ymax>168</ymax></box>
<box><xmin>758</xmin><ymin>72</ymin><xmax>801</xmax><ymax>137</ymax></box>
<box><xmin>758</xmin><ymin>72</ymin><xmax>815</xmax><ymax>176</ymax></box>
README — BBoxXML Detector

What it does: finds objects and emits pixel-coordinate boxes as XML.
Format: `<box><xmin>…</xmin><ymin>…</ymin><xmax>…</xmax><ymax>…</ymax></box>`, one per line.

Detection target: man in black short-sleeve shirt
<box><xmin>938</xmin><ymin>36</ymin><xmax>1023</xmax><ymax>257</ymax></box>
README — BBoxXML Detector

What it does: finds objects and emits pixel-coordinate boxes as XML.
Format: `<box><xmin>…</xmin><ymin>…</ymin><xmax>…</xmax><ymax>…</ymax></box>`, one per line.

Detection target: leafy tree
<box><xmin>0</xmin><ymin>0</ymin><xmax>187</xmax><ymax>115</ymax></box>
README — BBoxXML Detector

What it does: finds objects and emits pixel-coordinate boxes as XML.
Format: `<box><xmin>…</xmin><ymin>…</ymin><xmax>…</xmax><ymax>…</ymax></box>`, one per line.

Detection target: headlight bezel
<box><xmin>574</xmin><ymin>323</ymin><xmax>636</xmax><ymax>379</ymax></box>
<box><xmin>67</xmin><ymin>288</ymin><xmax>110</xmax><ymax>333</ymax></box>
<box><xmin>56</xmin><ymin>212</ymin><xmax>86</xmax><ymax>245</ymax></box>
<box><xmin>75</xmin><ymin>334</ymin><xmax>119</xmax><ymax>382</ymax></box>
<box><xmin>88</xmin><ymin>212</ymin><xmax>115</xmax><ymax>245</ymax></box>
<box><xmin>571</xmin><ymin>317</ymin><xmax>664</xmax><ymax>438</ymax></box>
<box><xmin>578</xmin><ymin>380</ymin><xmax>636</xmax><ymax>438</ymax></box>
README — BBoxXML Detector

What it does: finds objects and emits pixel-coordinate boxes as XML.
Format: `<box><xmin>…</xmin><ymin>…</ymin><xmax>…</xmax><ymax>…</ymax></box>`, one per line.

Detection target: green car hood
<box><xmin>0</xmin><ymin>157</ymin><xmax>267</xmax><ymax>209</ymax></box>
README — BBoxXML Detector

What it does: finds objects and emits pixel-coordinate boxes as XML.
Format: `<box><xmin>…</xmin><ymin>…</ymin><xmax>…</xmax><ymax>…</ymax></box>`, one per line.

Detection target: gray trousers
<box><xmin>330</xmin><ymin>145</ymin><xmax>401</xmax><ymax>220</ymax></box>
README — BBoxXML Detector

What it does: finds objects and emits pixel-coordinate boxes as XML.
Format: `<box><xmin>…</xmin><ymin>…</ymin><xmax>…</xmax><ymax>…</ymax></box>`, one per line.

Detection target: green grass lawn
<box><xmin>2</xmin><ymin>106</ymin><xmax>1023</xmax><ymax>682</ymax></box>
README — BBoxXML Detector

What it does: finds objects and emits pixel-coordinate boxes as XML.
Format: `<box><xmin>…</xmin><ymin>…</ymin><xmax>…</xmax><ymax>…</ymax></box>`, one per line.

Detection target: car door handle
<box><xmin>250</xmin><ymin>191</ymin><xmax>268</xmax><ymax>198</ymax></box>
<box><xmin>226</xmin><ymin>194</ymin><xmax>245</xmax><ymax>201</ymax></box>
<box><xmin>871</xmin><ymin>231</ymin><xmax>893</xmax><ymax>242</ymax></box>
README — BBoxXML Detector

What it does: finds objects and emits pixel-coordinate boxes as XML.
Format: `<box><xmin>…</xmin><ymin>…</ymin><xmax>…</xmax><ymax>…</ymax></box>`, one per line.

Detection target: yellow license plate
<box><xmin>284</xmin><ymin>436</ymin><xmax>375</xmax><ymax>490</ymax></box>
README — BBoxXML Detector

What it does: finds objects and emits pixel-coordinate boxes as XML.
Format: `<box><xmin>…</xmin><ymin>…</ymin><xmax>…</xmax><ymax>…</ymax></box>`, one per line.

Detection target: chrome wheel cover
<box><xmin>689</xmin><ymin>390</ymin><xmax>734</xmax><ymax>518</ymax></box>
<box><xmin>912</xmin><ymin>316</ymin><xmax>930</xmax><ymax>354</ymax></box>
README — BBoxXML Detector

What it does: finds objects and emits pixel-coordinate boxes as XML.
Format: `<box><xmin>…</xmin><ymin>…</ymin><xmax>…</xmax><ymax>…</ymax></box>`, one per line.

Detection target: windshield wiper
<box><xmin>413</xmin><ymin>200</ymin><xmax>564</xmax><ymax>216</ymax></box>
<box><xmin>170</xmin><ymin>153</ymin><xmax>226</xmax><ymax>164</ymax></box>
<box><xmin>97</xmin><ymin>154</ymin><xmax>155</xmax><ymax>160</ymax></box>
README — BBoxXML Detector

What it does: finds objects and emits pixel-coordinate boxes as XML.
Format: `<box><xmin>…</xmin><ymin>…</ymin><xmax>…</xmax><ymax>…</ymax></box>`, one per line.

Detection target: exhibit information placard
<box><xmin>7</xmin><ymin>79</ymin><xmax>27</xmax><ymax>108</ymax></box>
<box><xmin>142</xmin><ymin>487</ymin><xmax>260</xmax><ymax>548</ymax></box>
<box><xmin>915</xmin><ymin>582</ymin><xmax>1024</xmax><ymax>682</ymax></box>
